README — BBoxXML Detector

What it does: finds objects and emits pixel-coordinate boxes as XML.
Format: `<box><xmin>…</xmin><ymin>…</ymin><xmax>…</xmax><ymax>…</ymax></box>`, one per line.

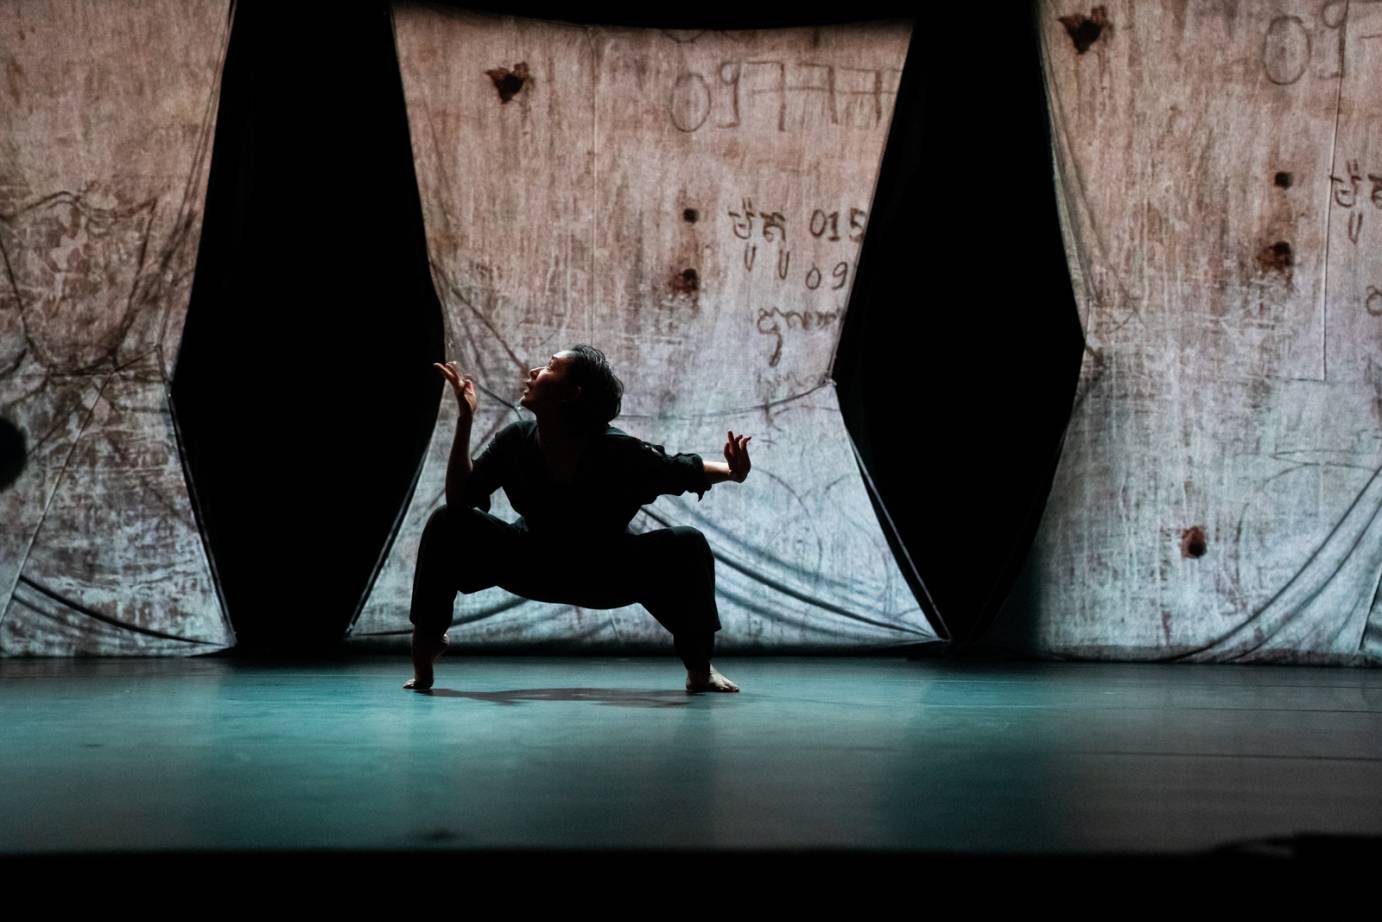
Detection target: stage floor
<box><xmin>2</xmin><ymin>655</ymin><xmax>1380</xmax><ymax>860</ymax></box>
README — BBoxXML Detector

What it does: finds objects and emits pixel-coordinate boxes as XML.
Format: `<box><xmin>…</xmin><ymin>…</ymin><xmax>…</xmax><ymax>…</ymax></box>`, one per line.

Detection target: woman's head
<box><xmin>520</xmin><ymin>344</ymin><xmax>623</xmax><ymax>430</ymax></box>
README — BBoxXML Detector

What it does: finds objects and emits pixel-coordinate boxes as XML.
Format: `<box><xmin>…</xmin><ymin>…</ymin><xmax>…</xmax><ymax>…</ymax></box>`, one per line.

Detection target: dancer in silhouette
<box><xmin>406</xmin><ymin>344</ymin><xmax>751</xmax><ymax>693</ymax></box>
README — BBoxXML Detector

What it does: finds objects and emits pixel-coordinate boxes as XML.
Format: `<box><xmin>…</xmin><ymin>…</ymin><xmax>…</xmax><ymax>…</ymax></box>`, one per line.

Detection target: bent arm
<box><xmin>444</xmin><ymin>415</ymin><xmax>474</xmax><ymax>510</ymax></box>
<box><xmin>620</xmin><ymin>437</ymin><xmax>712</xmax><ymax>503</ymax></box>
<box><xmin>703</xmin><ymin>460</ymin><xmax>735</xmax><ymax>486</ymax></box>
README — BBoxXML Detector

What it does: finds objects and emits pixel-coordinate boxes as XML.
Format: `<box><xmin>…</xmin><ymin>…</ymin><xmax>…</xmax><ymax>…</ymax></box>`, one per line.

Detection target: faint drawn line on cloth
<box><xmin>669</xmin><ymin>59</ymin><xmax>900</xmax><ymax>134</ymax></box>
<box><xmin>12</xmin><ymin>574</ymin><xmax>219</xmax><ymax>645</ymax></box>
<box><xmin>615</xmin><ymin>381</ymin><xmax>833</xmax><ymax>421</ymax></box>
<box><xmin>638</xmin><ymin>505</ymin><xmax>928</xmax><ymax>637</ymax></box>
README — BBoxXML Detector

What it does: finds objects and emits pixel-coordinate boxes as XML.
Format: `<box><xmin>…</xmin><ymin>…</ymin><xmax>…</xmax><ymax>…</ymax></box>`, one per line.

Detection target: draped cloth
<box><xmin>989</xmin><ymin>2</ymin><xmax>1382</xmax><ymax>663</ymax></box>
<box><xmin>0</xmin><ymin>1</ymin><xmax>235</xmax><ymax>654</ymax></box>
<box><xmin>349</xmin><ymin>8</ymin><xmax>937</xmax><ymax>650</ymax></box>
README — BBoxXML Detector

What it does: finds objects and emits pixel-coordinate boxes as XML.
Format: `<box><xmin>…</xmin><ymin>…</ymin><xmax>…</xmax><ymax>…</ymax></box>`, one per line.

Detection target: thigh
<box><xmin>623</xmin><ymin>525</ymin><xmax>711</xmax><ymax>573</ymax></box>
<box><xmin>497</xmin><ymin>525</ymin><xmax>707</xmax><ymax>613</ymax></box>
<box><xmin>493</xmin><ymin>528</ymin><xmax>663</xmax><ymax>609</ymax></box>
<box><xmin>443</xmin><ymin>506</ymin><xmax>533</xmax><ymax>593</ymax></box>
<box><xmin>568</xmin><ymin>526</ymin><xmax>708</xmax><ymax>607</ymax></box>
<box><xmin>487</xmin><ymin>525</ymin><xmax>710</xmax><ymax>610</ymax></box>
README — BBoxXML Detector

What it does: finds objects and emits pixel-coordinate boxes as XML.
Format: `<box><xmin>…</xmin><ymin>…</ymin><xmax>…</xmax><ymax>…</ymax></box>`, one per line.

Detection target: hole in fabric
<box><xmin>1057</xmin><ymin>6</ymin><xmax>1110</xmax><ymax>55</ymax></box>
<box><xmin>485</xmin><ymin>62</ymin><xmax>531</xmax><ymax>103</ymax></box>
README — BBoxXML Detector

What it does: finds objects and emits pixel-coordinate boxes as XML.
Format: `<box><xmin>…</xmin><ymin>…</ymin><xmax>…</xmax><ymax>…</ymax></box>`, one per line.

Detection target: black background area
<box><xmin>169</xmin><ymin>1</ymin><xmax>1081</xmax><ymax>653</ymax></box>
<box><xmin>173</xmin><ymin>2</ymin><xmax>443</xmax><ymax>653</ymax></box>
<box><xmin>836</xmin><ymin>4</ymin><xmax>1084</xmax><ymax>647</ymax></box>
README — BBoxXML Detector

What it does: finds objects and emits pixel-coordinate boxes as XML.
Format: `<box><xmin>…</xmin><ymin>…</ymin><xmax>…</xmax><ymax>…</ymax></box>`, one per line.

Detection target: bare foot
<box><xmin>686</xmin><ymin>665</ymin><xmax>740</xmax><ymax>693</ymax></box>
<box><xmin>404</xmin><ymin>631</ymin><xmax>449</xmax><ymax>691</ymax></box>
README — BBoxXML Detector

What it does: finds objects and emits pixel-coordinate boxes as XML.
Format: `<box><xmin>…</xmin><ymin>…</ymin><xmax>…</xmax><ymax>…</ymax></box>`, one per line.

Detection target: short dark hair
<box><xmin>563</xmin><ymin>344</ymin><xmax>623</xmax><ymax>430</ymax></box>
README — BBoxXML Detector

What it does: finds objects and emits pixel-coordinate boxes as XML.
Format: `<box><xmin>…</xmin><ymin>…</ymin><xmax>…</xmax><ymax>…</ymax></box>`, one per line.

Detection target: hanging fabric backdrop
<box><xmin>990</xmin><ymin>1</ymin><xmax>1382</xmax><ymax>664</ymax></box>
<box><xmin>0</xmin><ymin>0</ymin><xmax>235</xmax><ymax>654</ymax></box>
<box><xmin>349</xmin><ymin>7</ymin><xmax>936</xmax><ymax>651</ymax></box>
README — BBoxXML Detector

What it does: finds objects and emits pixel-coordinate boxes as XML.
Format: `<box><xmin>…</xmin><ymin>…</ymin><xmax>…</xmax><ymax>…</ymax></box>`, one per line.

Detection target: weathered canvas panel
<box><xmin>351</xmin><ymin>8</ymin><xmax>935</xmax><ymax>650</ymax></box>
<box><xmin>0</xmin><ymin>1</ymin><xmax>235</xmax><ymax>654</ymax></box>
<box><xmin>992</xmin><ymin>2</ymin><xmax>1382</xmax><ymax>663</ymax></box>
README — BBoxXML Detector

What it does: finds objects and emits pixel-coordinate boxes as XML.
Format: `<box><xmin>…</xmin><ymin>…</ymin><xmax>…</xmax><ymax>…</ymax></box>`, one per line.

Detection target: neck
<box><xmin>534</xmin><ymin>410</ymin><xmax>591</xmax><ymax>454</ymax></box>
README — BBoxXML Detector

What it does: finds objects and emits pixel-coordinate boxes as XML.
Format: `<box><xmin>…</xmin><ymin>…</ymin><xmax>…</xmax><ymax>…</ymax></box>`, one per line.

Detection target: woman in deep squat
<box><xmin>406</xmin><ymin>344</ymin><xmax>751</xmax><ymax>693</ymax></box>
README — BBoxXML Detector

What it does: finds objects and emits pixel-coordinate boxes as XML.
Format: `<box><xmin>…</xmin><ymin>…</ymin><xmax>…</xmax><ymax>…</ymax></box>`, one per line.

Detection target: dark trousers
<box><xmin>409</xmin><ymin>504</ymin><xmax>722</xmax><ymax>673</ymax></box>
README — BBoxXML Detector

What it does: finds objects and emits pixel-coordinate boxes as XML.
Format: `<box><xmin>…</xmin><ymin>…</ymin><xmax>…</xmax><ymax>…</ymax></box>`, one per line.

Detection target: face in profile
<box><xmin>520</xmin><ymin>350</ymin><xmax>580</xmax><ymax>414</ymax></box>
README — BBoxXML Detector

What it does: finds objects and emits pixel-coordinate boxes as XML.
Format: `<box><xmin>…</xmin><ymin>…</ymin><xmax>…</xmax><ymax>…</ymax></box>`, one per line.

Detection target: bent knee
<box><xmin>425</xmin><ymin>502</ymin><xmax>487</xmax><ymax>535</ymax></box>
<box><xmin>669</xmin><ymin>525</ymin><xmax>712</xmax><ymax>556</ymax></box>
<box><xmin>425</xmin><ymin>503</ymin><xmax>457</xmax><ymax>533</ymax></box>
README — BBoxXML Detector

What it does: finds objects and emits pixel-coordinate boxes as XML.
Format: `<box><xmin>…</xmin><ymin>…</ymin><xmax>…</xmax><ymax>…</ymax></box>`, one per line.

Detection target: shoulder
<box><xmin>601</xmin><ymin>424</ymin><xmax>637</xmax><ymax>446</ymax></box>
<box><xmin>484</xmin><ymin>418</ymin><xmax>535</xmax><ymax>452</ymax></box>
<box><xmin>593</xmin><ymin>426</ymin><xmax>653</xmax><ymax>467</ymax></box>
<box><xmin>599</xmin><ymin>425</ymin><xmax>655</xmax><ymax>455</ymax></box>
<box><xmin>498</xmin><ymin>418</ymin><xmax>536</xmax><ymax>440</ymax></box>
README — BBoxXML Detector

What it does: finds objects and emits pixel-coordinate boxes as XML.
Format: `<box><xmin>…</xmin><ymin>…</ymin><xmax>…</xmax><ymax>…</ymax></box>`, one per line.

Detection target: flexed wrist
<box><xmin>435</xmin><ymin>361</ymin><xmax>479</xmax><ymax>419</ymax></box>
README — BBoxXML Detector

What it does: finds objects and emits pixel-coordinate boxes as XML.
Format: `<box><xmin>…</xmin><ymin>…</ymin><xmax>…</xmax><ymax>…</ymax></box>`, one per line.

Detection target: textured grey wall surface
<box><xmin>990</xmin><ymin>2</ymin><xmax>1382</xmax><ymax>663</ymax></box>
<box><xmin>0</xmin><ymin>1</ymin><xmax>235</xmax><ymax>655</ymax></box>
<box><xmin>349</xmin><ymin>9</ymin><xmax>935</xmax><ymax>650</ymax></box>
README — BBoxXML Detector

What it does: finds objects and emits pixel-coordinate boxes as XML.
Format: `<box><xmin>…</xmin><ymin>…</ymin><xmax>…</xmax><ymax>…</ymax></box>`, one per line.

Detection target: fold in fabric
<box><xmin>988</xmin><ymin>2</ymin><xmax>1382</xmax><ymax>663</ymax></box>
<box><xmin>349</xmin><ymin>9</ymin><xmax>936</xmax><ymax>651</ymax></box>
<box><xmin>0</xmin><ymin>0</ymin><xmax>236</xmax><ymax>655</ymax></box>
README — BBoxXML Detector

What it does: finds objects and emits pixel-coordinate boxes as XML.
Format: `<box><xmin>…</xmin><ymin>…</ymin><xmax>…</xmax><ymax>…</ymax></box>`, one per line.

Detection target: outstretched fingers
<box><xmin>721</xmin><ymin>432</ymin><xmax>752</xmax><ymax>482</ymax></box>
<box><xmin>434</xmin><ymin>363</ymin><xmax>477</xmax><ymax>395</ymax></box>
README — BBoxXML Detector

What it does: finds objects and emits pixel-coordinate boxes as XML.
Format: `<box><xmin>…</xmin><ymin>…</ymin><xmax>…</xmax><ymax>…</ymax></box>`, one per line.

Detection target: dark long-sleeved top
<box><xmin>459</xmin><ymin>418</ymin><xmax>712</xmax><ymax>542</ymax></box>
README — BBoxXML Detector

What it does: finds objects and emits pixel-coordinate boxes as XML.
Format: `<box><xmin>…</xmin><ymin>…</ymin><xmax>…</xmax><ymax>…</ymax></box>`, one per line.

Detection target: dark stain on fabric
<box><xmin>485</xmin><ymin>62</ymin><xmax>531</xmax><ymax>103</ymax></box>
<box><xmin>671</xmin><ymin>268</ymin><xmax>699</xmax><ymax>294</ymax></box>
<box><xmin>1058</xmin><ymin>6</ymin><xmax>1110</xmax><ymax>54</ymax></box>
<box><xmin>1180</xmin><ymin>526</ymin><xmax>1208</xmax><ymax>559</ymax></box>
<box><xmin>5</xmin><ymin>59</ymin><xmax>22</xmax><ymax>107</ymax></box>
<box><xmin>1257</xmin><ymin>240</ymin><xmax>1294</xmax><ymax>282</ymax></box>
<box><xmin>1274</xmin><ymin>171</ymin><xmax>1293</xmax><ymax>188</ymax></box>
<box><xmin>683</xmin><ymin>208</ymin><xmax>699</xmax><ymax>223</ymax></box>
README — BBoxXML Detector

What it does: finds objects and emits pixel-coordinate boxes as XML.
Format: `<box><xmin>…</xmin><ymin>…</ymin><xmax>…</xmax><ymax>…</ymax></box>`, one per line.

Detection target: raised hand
<box><xmin>724</xmin><ymin>430</ymin><xmax>752</xmax><ymax>483</ymax></box>
<box><xmin>434</xmin><ymin>361</ymin><xmax>477</xmax><ymax>422</ymax></box>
